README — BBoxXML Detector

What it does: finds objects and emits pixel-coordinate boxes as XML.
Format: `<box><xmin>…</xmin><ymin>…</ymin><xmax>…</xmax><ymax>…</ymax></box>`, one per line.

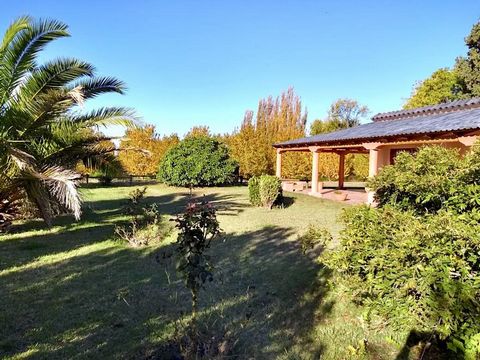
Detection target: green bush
<box><xmin>324</xmin><ymin>206</ymin><xmax>480</xmax><ymax>357</ymax></box>
<box><xmin>297</xmin><ymin>224</ymin><xmax>332</xmax><ymax>254</ymax></box>
<box><xmin>248</xmin><ymin>175</ymin><xmax>282</xmax><ymax>208</ymax></box>
<box><xmin>259</xmin><ymin>175</ymin><xmax>282</xmax><ymax>209</ymax></box>
<box><xmin>324</xmin><ymin>144</ymin><xmax>480</xmax><ymax>358</ymax></box>
<box><xmin>368</xmin><ymin>145</ymin><xmax>480</xmax><ymax>215</ymax></box>
<box><xmin>248</xmin><ymin>176</ymin><xmax>261</xmax><ymax>206</ymax></box>
<box><xmin>158</xmin><ymin>136</ymin><xmax>238</xmax><ymax>190</ymax></box>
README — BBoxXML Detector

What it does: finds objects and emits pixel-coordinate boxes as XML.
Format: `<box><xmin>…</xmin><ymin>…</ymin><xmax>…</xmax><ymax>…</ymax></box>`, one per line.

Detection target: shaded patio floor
<box><xmin>282</xmin><ymin>181</ymin><xmax>368</xmax><ymax>205</ymax></box>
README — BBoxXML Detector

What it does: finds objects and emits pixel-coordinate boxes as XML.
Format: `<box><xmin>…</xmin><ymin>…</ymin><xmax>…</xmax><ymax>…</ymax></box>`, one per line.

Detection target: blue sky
<box><xmin>2</xmin><ymin>1</ymin><xmax>480</xmax><ymax>137</ymax></box>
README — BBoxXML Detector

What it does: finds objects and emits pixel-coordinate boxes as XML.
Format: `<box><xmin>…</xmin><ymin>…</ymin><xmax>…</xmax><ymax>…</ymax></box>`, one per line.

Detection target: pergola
<box><xmin>273</xmin><ymin>98</ymin><xmax>480</xmax><ymax>204</ymax></box>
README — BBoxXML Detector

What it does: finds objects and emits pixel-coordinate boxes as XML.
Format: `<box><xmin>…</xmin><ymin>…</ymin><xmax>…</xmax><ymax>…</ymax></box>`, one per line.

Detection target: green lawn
<box><xmin>0</xmin><ymin>184</ymin><xmax>411</xmax><ymax>359</ymax></box>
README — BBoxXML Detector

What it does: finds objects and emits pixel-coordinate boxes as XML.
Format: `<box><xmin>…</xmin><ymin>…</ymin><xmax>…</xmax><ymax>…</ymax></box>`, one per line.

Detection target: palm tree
<box><xmin>0</xmin><ymin>16</ymin><xmax>136</xmax><ymax>228</ymax></box>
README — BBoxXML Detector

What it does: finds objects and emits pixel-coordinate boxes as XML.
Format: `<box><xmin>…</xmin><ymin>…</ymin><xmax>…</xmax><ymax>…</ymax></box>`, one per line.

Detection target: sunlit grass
<box><xmin>0</xmin><ymin>184</ymin><xmax>409</xmax><ymax>359</ymax></box>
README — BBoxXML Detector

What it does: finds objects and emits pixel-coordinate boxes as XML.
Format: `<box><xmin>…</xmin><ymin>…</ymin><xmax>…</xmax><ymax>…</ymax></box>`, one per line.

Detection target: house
<box><xmin>273</xmin><ymin>98</ymin><xmax>480</xmax><ymax>204</ymax></box>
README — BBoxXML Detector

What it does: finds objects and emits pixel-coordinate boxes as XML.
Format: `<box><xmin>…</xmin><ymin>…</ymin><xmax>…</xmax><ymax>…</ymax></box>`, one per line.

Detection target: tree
<box><xmin>185</xmin><ymin>125</ymin><xmax>211</xmax><ymax>139</ymax></box>
<box><xmin>158</xmin><ymin>136</ymin><xmax>237</xmax><ymax>191</ymax></box>
<box><xmin>0</xmin><ymin>17</ymin><xmax>135</xmax><ymax>225</ymax></box>
<box><xmin>455</xmin><ymin>21</ymin><xmax>480</xmax><ymax>97</ymax></box>
<box><xmin>310</xmin><ymin>118</ymin><xmax>343</xmax><ymax>136</ymax></box>
<box><xmin>118</xmin><ymin>126</ymin><xmax>179</xmax><ymax>175</ymax></box>
<box><xmin>404</xmin><ymin>68</ymin><xmax>465</xmax><ymax>109</ymax></box>
<box><xmin>228</xmin><ymin>88</ymin><xmax>310</xmax><ymax>178</ymax></box>
<box><xmin>326</xmin><ymin>98</ymin><xmax>369</xmax><ymax>128</ymax></box>
<box><xmin>404</xmin><ymin>20</ymin><xmax>480</xmax><ymax>109</ymax></box>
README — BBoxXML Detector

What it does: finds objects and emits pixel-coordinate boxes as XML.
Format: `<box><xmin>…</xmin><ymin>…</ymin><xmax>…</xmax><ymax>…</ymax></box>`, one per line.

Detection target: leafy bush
<box><xmin>368</xmin><ymin>145</ymin><xmax>480</xmax><ymax>215</ymax></box>
<box><xmin>259</xmin><ymin>175</ymin><xmax>282</xmax><ymax>209</ymax></box>
<box><xmin>158</xmin><ymin>136</ymin><xmax>238</xmax><ymax>190</ymax></box>
<box><xmin>115</xmin><ymin>187</ymin><xmax>171</xmax><ymax>246</ymax></box>
<box><xmin>297</xmin><ymin>224</ymin><xmax>332</xmax><ymax>254</ymax></box>
<box><xmin>325</xmin><ymin>144</ymin><xmax>480</xmax><ymax>358</ymax></box>
<box><xmin>248</xmin><ymin>176</ymin><xmax>261</xmax><ymax>206</ymax></box>
<box><xmin>324</xmin><ymin>206</ymin><xmax>480</xmax><ymax>357</ymax></box>
<box><xmin>248</xmin><ymin>175</ymin><xmax>282</xmax><ymax>208</ymax></box>
<box><xmin>92</xmin><ymin>158</ymin><xmax>125</xmax><ymax>186</ymax></box>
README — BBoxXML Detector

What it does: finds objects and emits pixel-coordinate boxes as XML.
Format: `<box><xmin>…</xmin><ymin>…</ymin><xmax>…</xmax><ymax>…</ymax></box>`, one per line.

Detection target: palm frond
<box><xmin>0</xmin><ymin>16</ymin><xmax>31</xmax><ymax>54</ymax></box>
<box><xmin>68</xmin><ymin>106</ymin><xmax>138</xmax><ymax>127</ymax></box>
<box><xmin>41</xmin><ymin>166</ymin><xmax>82</xmax><ymax>220</ymax></box>
<box><xmin>18</xmin><ymin>57</ymin><xmax>95</xmax><ymax>106</ymax></box>
<box><xmin>69</xmin><ymin>76</ymin><xmax>126</xmax><ymax>100</ymax></box>
<box><xmin>0</xmin><ymin>18</ymin><xmax>69</xmax><ymax>107</ymax></box>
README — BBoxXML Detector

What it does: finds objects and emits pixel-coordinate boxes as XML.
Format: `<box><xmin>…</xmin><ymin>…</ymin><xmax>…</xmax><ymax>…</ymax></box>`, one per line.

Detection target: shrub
<box><xmin>297</xmin><ymin>224</ymin><xmax>332</xmax><ymax>254</ymax></box>
<box><xmin>92</xmin><ymin>158</ymin><xmax>125</xmax><ymax>186</ymax></box>
<box><xmin>248</xmin><ymin>176</ymin><xmax>261</xmax><ymax>206</ymax></box>
<box><xmin>323</xmin><ymin>206</ymin><xmax>480</xmax><ymax>357</ymax></box>
<box><xmin>158</xmin><ymin>136</ymin><xmax>238</xmax><ymax>191</ymax></box>
<box><xmin>368</xmin><ymin>145</ymin><xmax>480</xmax><ymax>215</ymax></box>
<box><xmin>324</xmin><ymin>143</ymin><xmax>480</xmax><ymax>358</ymax></box>
<box><xmin>259</xmin><ymin>175</ymin><xmax>282</xmax><ymax>209</ymax></box>
<box><xmin>115</xmin><ymin>187</ymin><xmax>171</xmax><ymax>246</ymax></box>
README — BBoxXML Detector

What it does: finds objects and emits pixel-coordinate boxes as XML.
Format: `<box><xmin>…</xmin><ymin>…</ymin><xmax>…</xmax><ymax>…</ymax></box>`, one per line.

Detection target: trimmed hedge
<box><xmin>248</xmin><ymin>175</ymin><xmax>282</xmax><ymax>209</ymax></box>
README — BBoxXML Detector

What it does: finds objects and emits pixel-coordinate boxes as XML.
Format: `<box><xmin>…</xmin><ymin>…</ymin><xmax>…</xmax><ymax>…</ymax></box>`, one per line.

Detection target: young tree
<box><xmin>158</xmin><ymin>136</ymin><xmax>237</xmax><ymax>192</ymax></box>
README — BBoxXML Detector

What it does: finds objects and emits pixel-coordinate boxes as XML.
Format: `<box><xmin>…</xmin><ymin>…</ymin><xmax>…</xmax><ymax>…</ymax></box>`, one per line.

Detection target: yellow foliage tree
<box><xmin>228</xmin><ymin>88</ymin><xmax>310</xmax><ymax>178</ymax></box>
<box><xmin>118</xmin><ymin>126</ymin><xmax>179</xmax><ymax>175</ymax></box>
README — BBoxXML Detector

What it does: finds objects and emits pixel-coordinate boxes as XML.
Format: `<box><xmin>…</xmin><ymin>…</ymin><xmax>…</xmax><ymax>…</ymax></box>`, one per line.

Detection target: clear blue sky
<box><xmin>2</xmin><ymin>1</ymin><xmax>480</xmax><ymax>137</ymax></box>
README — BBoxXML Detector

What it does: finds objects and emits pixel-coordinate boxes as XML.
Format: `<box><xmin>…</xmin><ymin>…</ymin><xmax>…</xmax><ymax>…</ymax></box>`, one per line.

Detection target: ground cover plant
<box><xmin>0</xmin><ymin>184</ymin><xmax>414</xmax><ymax>359</ymax></box>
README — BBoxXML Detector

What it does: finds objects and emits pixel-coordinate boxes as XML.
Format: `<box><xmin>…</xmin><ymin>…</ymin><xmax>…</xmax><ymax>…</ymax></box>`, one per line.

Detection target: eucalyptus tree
<box><xmin>0</xmin><ymin>16</ymin><xmax>136</xmax><ymax>227</ymax></box>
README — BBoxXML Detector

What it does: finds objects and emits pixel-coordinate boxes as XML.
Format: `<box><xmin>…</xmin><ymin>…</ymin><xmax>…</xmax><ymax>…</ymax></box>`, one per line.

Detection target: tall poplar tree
<box><xmin>228</xmin><ymin>88</ymin><xmax>310</xmax><ymax>178</ymax></box>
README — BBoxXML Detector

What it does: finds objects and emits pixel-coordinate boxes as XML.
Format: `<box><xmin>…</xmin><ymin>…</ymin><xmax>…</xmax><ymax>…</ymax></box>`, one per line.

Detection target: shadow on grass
<box><xmin>0</xmin><ymin>188</ymin><xmax>331</xmax><ymax>359</ymax></box>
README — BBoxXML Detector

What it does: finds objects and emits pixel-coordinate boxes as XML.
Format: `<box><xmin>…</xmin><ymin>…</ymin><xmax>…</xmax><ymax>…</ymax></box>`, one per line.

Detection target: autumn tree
<box><xmin>118</xmin><ymin>125</ymin><xmax>179</xmax><ymax>175</ymax></box>
<box><xmin>228</xmin><ymin>88</ymin><xmax>310</xmax><ymax>179</ymax></box>
<box><xmin>185</xmin><ymin>125</ymin><xmax>211</xmax><ymax>139</ymax></box>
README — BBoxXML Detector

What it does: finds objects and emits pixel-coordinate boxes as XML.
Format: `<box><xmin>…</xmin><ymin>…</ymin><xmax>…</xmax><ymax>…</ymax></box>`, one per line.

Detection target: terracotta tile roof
<box><xmin>274</xmin><ymin>98</ymin><xmax>480</xmax><ymax>148</ymax></box>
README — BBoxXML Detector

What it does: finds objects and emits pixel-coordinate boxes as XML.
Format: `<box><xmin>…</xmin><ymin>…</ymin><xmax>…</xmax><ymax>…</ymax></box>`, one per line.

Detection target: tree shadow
<box><xmin>394</xmin><ymin>330</ymin><xmax>449</xmax><ymax>360</ymax></box>
<box><xmin>0</xmin><ymin>225</ymin><xmax>331</xmax><ymax>359</ymax></box>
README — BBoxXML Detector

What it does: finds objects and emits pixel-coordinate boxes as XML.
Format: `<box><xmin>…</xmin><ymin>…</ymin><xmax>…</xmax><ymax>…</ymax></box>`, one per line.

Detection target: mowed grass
<box><xmin>0</xmin><ymin>184</ymin><xmax>409</xmax><ymax>359</ymax></box>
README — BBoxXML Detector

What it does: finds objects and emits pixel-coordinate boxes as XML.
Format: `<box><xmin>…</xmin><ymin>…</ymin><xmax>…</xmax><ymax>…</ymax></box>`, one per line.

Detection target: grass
<box><xmin>0</xmin><ymin>184</ymin><xmax>412</xmax><ymax>359</ymax></box>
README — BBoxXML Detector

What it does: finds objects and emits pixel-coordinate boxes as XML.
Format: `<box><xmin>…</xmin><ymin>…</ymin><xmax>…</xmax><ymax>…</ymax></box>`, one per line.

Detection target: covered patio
<box><xmin>274</xmin><ymin>98</ymin><xmax>480</xmax><ymax>204</ymax></box>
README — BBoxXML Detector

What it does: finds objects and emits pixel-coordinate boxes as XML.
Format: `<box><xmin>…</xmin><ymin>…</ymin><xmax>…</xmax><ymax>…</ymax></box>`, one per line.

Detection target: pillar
<box><xmin>363</xmin><ymin>143</ymin><xmax>382</xmax><ymax>205</ymax></box>
<box><xmin>275</xmin><ymin>149</ymin><xmax>282</xmax><ymax>178</ymax></box>
<box><xmin>310</xmin><ymin>149</ymin><xmax>319</xmax><ymax>194</ymax></box>
<box><xmin>368</xmin><ymin>148</ymin><xmax>379</xmax><ymax>178</ymax></box>
<box><xmin>338</xmin><ymin>152</ymin><xmax>345</xmax><ymax>189</ymax></box>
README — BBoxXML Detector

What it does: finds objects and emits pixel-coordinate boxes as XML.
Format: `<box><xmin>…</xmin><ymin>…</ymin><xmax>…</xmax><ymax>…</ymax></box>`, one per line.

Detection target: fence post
<box><xmin>129</xmin><ymin>175</ymin><xmax>133</xmax><ymax>186</ymax></box>
<box><xmin>85</xmin><ymin>174</ymin><xmax>89</xmax><ymax>184</ymax></box>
